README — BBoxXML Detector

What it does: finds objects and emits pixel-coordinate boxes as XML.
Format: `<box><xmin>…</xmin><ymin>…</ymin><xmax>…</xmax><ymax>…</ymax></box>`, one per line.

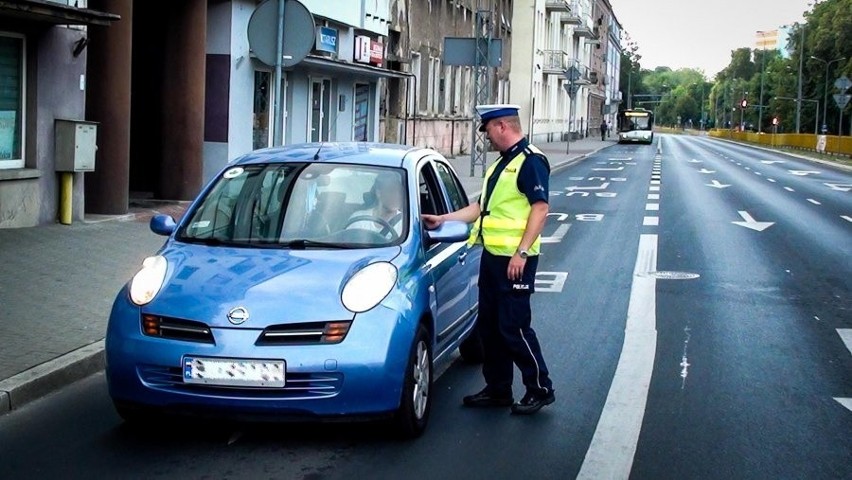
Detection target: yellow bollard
<box><xmin>59</xmin><ymin>172</ymin><xmax>73</xmax><ymax>225</ymax></box>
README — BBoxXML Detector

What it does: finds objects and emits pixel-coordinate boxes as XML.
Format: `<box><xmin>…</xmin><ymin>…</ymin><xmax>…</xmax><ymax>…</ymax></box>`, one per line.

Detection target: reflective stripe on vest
<box><xmin>468</xmin><ymin>147</ymin><xmax>543</xmax><ymax>256</ymax></box>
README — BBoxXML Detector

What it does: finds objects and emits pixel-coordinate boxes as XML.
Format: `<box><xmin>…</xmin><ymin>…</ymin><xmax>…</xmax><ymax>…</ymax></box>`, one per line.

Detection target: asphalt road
<box><xmin>1</xmin><ymin>135</ymin><xmax>849</xmax><ymax>480</ymax></box>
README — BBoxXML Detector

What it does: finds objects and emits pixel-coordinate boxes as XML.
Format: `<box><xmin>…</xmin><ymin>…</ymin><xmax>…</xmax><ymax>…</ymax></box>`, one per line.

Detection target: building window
<box><xmin>0</xmin><ymin>34</ymin><xmax>25</xmax><ymax>169</ymax></box>
<box><xmin>353</xmin><ymin>83</ymin><xmax>370</xmax><ymax>141</ymax></box>
<box><xmin>253</xmin><ymin>71</ymin><xmax>271</xmax><ymax>150</ymax></box>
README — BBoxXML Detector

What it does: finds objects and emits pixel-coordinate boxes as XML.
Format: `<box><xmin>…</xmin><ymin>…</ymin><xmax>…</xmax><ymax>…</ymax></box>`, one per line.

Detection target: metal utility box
<box><xmin>55</xmin><ymin>119</ymin><xmax>98</xmax><ymax>172</ymax></box>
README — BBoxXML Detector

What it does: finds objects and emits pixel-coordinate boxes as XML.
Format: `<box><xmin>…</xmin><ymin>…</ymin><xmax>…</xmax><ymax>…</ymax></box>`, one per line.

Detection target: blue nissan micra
<box><xmin>105</xmin><ymin>142</ymin><xmax>482</xmax><ymax>438</ymax></box>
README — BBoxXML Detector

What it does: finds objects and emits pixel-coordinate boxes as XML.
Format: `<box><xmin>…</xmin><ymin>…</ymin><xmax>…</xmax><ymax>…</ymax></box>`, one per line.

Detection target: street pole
<box><xmin>795</xmin><ymin>25</ymin><xmax>804</xmax><ymax>133</ymax></box>
<box><xmin>272</xmin><ymin>0</ymin><xmax>286</xmax><ymax>146</ymax></box>
<box><xmin>810</xmin><ymin>55</ymin><xmax>847</xmax><ymax>132</ymax></box>
<box><xmin>757</xmin><ymin>32</ymin><xmax>766</xmax><ymax>133</ymax></box>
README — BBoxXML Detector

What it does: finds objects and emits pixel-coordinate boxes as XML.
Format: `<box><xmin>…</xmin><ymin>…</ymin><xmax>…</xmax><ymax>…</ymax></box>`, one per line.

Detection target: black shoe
<box><xmin>463</xmin><ymin>388</ymin><xmax>514</xmax><ymax>408</ymax></box>
<box><xmin>510</xmin><ymin>390</ymin><xmax>555</xmax><ymax>415</ymax></box>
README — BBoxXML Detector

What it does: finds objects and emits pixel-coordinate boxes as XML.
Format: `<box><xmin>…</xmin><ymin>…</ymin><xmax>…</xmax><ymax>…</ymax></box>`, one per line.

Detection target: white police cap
<box><xmin>476</xmin><ymin>104</ymin><xmax>521</xmax><ymax>131</ymax></box>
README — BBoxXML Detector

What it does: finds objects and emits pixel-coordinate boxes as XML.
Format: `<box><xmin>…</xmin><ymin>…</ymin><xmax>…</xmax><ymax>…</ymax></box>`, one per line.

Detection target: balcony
<box><xmin>545</xmin><ymin>0</ymin><xmax>571</xmax><ymax>13</ymax></box>
<box><xmin>573</xmin><ymin>14</ymin><xmax>597</xmax><ymax>39</ymax></box>
<box><xmin>564</xmin><ymin>58</ymin><xmax>592</xmax><ymax>85</ymax></box>
<box><xmin>542</xmin><ymin>50</ymin><xmax>569</xmax><ymax>76</ymax></box>
<box><xmin>559</xmin><ymin>1</ymin><xmax>581</xmax><ymax>24</ymax></box>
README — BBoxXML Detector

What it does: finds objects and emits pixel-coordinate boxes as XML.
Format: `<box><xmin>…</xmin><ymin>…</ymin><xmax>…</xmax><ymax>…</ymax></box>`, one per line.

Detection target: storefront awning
<box><xmin>299</xmin><ymin>55</ymin><xmax>410</xmax><ymax>80</ymax></box>
<box><xmin>0</xmin><ymin>0</ymin><xmax>120</xmax><ymax>26</ymax></box>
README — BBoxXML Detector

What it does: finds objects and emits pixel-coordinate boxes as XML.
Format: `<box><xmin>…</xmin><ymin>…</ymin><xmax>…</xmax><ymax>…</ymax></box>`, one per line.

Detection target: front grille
<box><xmin>137</xmin><ymin>364</ymin><xmax>343</xmax><ymax>399</ymax></box>
<box><xmin>256</xmin><ymin>321</ymin><xmax>351</xmax><ymax>345</ymax></box>
<box><xmin>142</xmin><ymin>315</ymin><xmax>215</xmax><ymax>344</ymax></box>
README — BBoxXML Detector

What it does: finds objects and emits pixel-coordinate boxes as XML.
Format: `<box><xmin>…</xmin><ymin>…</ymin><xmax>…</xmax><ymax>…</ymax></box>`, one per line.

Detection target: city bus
<box><xmin>617</xmin><ymin>108</ymin><xmax>655</xmax><ymax>144</ymax></box>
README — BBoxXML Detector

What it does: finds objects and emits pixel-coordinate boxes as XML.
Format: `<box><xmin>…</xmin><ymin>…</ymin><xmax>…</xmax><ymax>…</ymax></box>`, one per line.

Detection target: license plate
<box><xmin>183</xmin><ymin>356</ymin><xmax>285</xmax><ymax>388</ymax></box>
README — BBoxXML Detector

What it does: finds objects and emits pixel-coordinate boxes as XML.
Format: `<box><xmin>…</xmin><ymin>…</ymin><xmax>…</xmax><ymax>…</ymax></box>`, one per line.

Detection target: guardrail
<box><xmin>707</xmin><ymin>129</ymin><xmax>852</xmax><ymax>156</ymax></box>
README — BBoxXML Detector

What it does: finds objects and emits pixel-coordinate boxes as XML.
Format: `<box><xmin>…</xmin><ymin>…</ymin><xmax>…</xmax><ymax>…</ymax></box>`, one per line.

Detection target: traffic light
<box><xmin>741</xmin><ymin>98</ymin><xmax>748</xmax><ymax>108</ymax></box>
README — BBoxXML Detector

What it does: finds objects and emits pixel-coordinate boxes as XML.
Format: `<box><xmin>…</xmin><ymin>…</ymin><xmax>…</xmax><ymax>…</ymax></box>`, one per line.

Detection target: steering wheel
<box><xmin>344</xmin><ymin>215</ymin><xmax>399</xmax><ymax>240</ymax></box>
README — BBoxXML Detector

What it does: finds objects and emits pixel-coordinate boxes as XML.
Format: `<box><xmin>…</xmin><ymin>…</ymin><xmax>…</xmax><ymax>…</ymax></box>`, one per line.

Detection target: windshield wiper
<box><xmin>178</xmin><ymin>236</ymin><xmax>236</xmax><ymax>247</ymax></box>
<box><xmin>280</xmin><ymin>239</ymin><xmax>352</xmax><ymax>249</ymax></box>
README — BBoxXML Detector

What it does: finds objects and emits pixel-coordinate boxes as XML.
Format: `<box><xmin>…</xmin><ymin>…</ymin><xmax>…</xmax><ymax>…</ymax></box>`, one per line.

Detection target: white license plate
<box><xmin>183</xmin><ymin>356</ymin><xmax>285</xmax><ymax>388</ymax></box>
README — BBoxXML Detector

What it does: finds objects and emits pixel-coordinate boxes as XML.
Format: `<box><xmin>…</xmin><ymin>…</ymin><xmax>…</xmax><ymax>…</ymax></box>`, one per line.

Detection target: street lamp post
<box><xmin>795</xmin><ymin>24</ymin><xmax>804</xmax><ymax>133</ymax></box>
<box><xmin>756</xmin><ymin>31</ymin><xmax>768</xmax><ymax>133</ymax></box>
<box><xmin>810</xmin><ymin>55</ymin><xmax>847</xmax><ymax>133</ymax></box>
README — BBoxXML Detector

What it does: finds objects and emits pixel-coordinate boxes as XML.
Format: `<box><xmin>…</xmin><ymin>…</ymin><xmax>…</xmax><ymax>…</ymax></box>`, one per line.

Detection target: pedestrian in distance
<box><xmin>422</xmin><ymin>104</ymin><xmax>555</xmax><ymax>415</ymax></box>
<box><xmin>600</xmin><ymin>120</ymin><xmax>608</xmax><ymax>141</ymax></box>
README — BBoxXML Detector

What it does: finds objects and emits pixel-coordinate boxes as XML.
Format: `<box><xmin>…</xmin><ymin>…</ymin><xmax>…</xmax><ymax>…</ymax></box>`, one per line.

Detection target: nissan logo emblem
<box><xmin>227</xmin><ymin>306</ymin><xmax>250</xmax><ymax>325</ymax></box>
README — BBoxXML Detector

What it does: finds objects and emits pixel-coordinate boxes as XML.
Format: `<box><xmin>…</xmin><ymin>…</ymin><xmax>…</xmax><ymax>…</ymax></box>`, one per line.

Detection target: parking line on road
<box><xmin>578</xmin><ymin>235</ymin><xmax>658</xmax><ymax>479</ymax></box>
<box><xmin>807</xmin><ymin>198</ymin><xmax>822</xmax><ymax>205</ymax></box>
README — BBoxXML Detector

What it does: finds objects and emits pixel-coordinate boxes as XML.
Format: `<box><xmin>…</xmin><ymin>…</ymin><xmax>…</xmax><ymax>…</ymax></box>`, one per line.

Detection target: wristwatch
<box><xmin>517</xmin><ymin>249</ymin><xmax>530</xmax><ymax>259</ymax></box>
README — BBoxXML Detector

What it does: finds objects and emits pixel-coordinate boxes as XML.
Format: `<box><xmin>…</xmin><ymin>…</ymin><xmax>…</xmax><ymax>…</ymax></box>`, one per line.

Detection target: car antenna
<box><xmin>313</xmin><ymin>143</ymin><xmax>323</xmax><ymax>160</ymax></box>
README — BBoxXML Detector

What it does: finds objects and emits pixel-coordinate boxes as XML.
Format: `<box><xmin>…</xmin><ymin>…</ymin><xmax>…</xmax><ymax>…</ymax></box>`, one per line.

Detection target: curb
<box><xmin>707</xmin><ymin>136</ymin><xmax>852</xmax><ymax>173</ymax></box>
<box><xmin>0</xmin><ymin>145</ymin><xmax>607</xmax><ymax>418</ymax></box>
<box><xmin>0</xmin><ymin>340</ymin><xmax>104</xmax><ymax>415</ymax></box>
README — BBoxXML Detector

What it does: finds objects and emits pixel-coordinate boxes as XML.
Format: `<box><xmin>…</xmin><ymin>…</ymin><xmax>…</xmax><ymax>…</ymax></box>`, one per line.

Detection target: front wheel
<box><xmin>392</xmin><ymin>325</ymin><xmax>433</xmax><ymax>438</ymax></box>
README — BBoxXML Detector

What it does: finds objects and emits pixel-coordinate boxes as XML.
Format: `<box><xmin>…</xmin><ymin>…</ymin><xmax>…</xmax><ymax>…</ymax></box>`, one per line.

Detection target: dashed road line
<box><xmin>842</xmin><ymin>216</ymin><xmax>852</xmax><ymax>223</ymax></box>
<box><xmin>643</xmin><ymin>217</ymin><xmax>659</xmax><ymax>226</ymax></box>
<box><xmin>807</xmin><ymin>199</ymin><xmax>822</xmax><ymax>205</ymax></box>
<box><xmin>784</xmin><ymin>187</ymin><xmax>795</xmax><ymax>192</ymax></box>
<box><xmin>646</xmin><ymin>203</ymin><xmax>659</xmax><ymax>211</ymax></box>
<box><xmin>647</xmin><ymin>194</ymin><xmax>660</xmax><ymax>200</ymax></box>
<box><xmin>768</xmin><ymin>178</ymin><xmax>776</xmax><ymax>183</ymax></box>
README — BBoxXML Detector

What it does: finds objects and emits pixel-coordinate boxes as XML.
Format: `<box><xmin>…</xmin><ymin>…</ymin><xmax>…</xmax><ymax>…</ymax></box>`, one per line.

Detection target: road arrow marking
<box><xmin>698</xmin><ymin>168</ymin><xmax>716</xmax><ymax>174</ymax></box>
<box><xmin>706</xmin><ymin>180</ymin><xmax>731</xmax><ymax>189</ymax></box>
<box><xmin>761</xmin><ymin>160</ymin><xmax>785</xmax><ymax>165</ymax></box>
<box><xmin>835</xmin><ymin>398</ymin><xmax>852</xmax><ymax>413</ymax></box>
<box><xmin>732</xmin><ymin>211</ymin><xmax>774</xmax><ymax>231</ymax></box>
<box><xmin>839</xmin><ymin>329</ymin><xmax>852</xmax><ymax>355</ymax></box>
<box><xmin>825</xmin><ymin>183</ymin><xmax>852</xmax><ymax>192</ymax></box>
<box><xmin>788</xmin><ymin>170</ymin><xmax>820</xmax><ymax>176</ymax></box>
<box><xmin>567</xmin><ymin>182</ymin><xmax>610</xmax><ymax>191</ymax></box>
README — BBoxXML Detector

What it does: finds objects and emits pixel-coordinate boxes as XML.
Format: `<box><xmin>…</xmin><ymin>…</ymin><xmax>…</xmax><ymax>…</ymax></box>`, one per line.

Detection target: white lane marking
<box><xmin>839</xmin><ymin>329</ymin><xmax>852</xmax><ymax>355</ymax></box>
<box><xmin>842</xmin><ymin>216</ymin><xmax>852</xmax><ymax>223</ymax></box>
<box><xmin>732</xmin><ymin>211</ymin><xmax>775</xmax><ymax>232</ymax></box>
<box><xmin>825</xmin><ymin>183</ymin><xmax>852</xmax><ymax>192</ymax></box>
<box><xmin>788</xmin><ymin>170</ymin><xmax>820</xmax><ymax>176</ymax></box>
<box><xmin>707</xmin><ymin>180</ymin><xmax>731</xmax><ymax>189</ymax></box>
<box><xmin>698</xmin><ymin>169</ymin><xmax>715</xmax><ymax>174</ymax></box>
<box><xmin>578</xmin><ymin>235</ymin><xmax>658</xmax><ymax>480</ymax></box>
<box><xmin>835</xmin><ymin>398</ymin><xmax>852</xmax><ymax>413</ymax></box>
<box><xmin>784</xmin><ymin>187</ymin><xmax>795</xmax><ymax>192</ymax></box>
<box><xmin>646</xmin><ymin>203</ymin><xmax>659</xmax><ymax>211</ymax></box>
<box><xmin>649</xmin><ymin>186</ymin><xmax>660</xmax><ymax>192</ymax></box>
<box><xmin>745</xmin><ymin>167</ymin><xmax>751</xmax><ymax>170</ymax></box>
<box><xmin>593</xmin><ymin>167</ymin><xmax>625</xmax><ymax>171</ymax></box>
<box><xmin>768</xmin><ymin>178</ymin><xmax>777</xmax><ymax>183</ymax></box>
<box><xmin>807</xmin><ymin>199</ymin><xmax>822</xmax><ymax>205</ymax></box>
<box><xmin>647</xmin><ymin>194</ymin><xmax>660</xmax><ymax>200</ymax></box>
<box><xmin>762</xmin><ymin>160</ymin><xmax>785</xmax><ymax>165</ymax></box>
<box><xmin>643</xmin><ymin>216</ymin><xmax>659</xmax><ymax>226</ymax></box>
<box><xmin>567</xmin><ymin>183</ymin><xmax>611</xmax><ymax>191</ymax></box>
<box><xmin>755</xmin><ymin>172</ymin><xmax>763</xmax><ymax>176</ymax></box>
<box><xmin>651</xmin><ymin>180</ymin><xmax>661</xmax><ymax>185</ymax></box>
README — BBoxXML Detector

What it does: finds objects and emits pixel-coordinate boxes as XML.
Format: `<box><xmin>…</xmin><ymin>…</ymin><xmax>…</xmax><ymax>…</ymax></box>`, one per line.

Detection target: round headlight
<box><xmin>341</xmin><ymin>262</ymin><xmax>398</xmax><ymax>313</ymax></box>
<box><xmin>129</xmin><ymin>255</ymin><xmax>168</xmax><ymax>306</ymax></box>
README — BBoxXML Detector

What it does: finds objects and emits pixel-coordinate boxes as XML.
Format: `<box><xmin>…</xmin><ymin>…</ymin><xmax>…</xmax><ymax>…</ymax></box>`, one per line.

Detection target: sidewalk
<box><xmin>0</xmin><ymin>136</ymin><xmax>615</xmax><ymax>415</ymax></box>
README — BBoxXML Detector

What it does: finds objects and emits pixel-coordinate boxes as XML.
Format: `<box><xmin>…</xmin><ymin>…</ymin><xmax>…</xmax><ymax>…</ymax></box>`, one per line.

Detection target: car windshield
<box><xmin>177</xmin><ymin>163</ymin><xmax>408</xmax><ymax>248</ymax></box>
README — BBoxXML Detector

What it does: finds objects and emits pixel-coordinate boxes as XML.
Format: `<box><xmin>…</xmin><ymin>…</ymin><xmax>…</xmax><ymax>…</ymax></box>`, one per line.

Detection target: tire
<box><xmin>459</xmin><ymin>329</ymin><xmax>484</xmax><ymax>364</ymax></box>
<box><xmin>113</xmin><ymin>401</ymin><xmax>156</xmax><ymax>424</ymax></box>
<box><xmin>392</xmin><ymin>325</ymin><xmax>433</xmax><ymax>439</ymax></box>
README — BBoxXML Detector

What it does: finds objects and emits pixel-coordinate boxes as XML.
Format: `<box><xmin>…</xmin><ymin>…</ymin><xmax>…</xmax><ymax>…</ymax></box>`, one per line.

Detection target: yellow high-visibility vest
<box><xmin>468</xmin><ymin>146</ymin><xmax>544</xmax><ymax>256</ymax></box>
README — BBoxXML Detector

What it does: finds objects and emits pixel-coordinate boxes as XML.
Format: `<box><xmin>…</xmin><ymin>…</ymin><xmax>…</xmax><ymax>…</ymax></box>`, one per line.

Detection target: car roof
<box><xmin>232</xmin><ymin>142</ymin><xmax>430</xmax><ymax>169</ymax></box>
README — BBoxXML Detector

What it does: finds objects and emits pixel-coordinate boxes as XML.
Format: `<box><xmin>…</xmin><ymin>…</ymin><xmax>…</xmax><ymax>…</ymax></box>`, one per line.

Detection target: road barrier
<box><xmin>707</xmin><ymin>129</ymin><xmax>852</xmax><ymax>157</ymax></box>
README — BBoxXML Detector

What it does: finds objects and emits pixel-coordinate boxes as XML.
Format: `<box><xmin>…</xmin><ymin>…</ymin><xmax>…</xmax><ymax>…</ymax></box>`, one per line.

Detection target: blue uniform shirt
<box><xmin>481</xmin><ymin>137</ymin><xmax>550</xmax><ymax>208</ymax></box>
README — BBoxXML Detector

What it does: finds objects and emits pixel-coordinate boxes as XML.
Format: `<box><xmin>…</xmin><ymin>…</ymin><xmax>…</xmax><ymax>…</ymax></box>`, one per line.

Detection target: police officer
<box><xmin>422</xmin><ymin>104</ymin><xmax>554</xmax><ymax>415</ymax></box>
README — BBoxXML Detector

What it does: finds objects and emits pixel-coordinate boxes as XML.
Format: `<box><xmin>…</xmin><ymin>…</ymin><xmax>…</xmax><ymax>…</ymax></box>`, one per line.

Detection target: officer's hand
<box><xmin>507</xmin><ymin>254</ymin><xmax>526</xmax><ymax>281</ymax></box>
<box><xmin>421</xmin><ymin>214</ymin><xmax>443</xmax><ymax>230</ymax></box>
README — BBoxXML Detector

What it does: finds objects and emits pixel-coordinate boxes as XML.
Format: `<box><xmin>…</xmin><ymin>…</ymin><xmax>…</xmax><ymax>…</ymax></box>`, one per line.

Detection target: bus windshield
<box><xmin>618</xmin><ymin>110</ymin><xmax>654</xmax><ymax>132</ymax></box>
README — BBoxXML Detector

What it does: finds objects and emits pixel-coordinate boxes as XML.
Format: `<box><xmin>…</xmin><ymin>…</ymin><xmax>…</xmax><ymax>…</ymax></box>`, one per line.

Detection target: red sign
<box><xmin>355</xmin><ymin>35</ymin><xmax>383</xmax><ymax>66</ymax></box>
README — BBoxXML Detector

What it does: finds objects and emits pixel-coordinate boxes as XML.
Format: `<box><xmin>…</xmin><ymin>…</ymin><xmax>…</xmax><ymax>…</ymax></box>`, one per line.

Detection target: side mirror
<box><xmin>150</xmin><ymin>214</ymin><xmax>177</xmax><ymax>236</ymax></box>
<box><xmin>426</xmin><ymin>220</ymin><xmax>470</xmax><ymax>243</ymax></box>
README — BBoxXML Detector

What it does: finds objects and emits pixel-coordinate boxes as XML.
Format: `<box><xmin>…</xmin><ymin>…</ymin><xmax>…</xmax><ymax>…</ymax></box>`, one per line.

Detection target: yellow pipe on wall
<box><xmin>59</xmin><ymin>172</ymin><xmax>73</xmax><ymax>225</ymax></box>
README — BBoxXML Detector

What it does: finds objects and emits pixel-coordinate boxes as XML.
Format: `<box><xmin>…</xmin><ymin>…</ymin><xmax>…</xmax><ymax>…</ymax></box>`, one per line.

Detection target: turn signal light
<box><xmin>142</xmin><ymin>314</ymin><xmax>160</xmax><ymax>336</ymax></box>
<box><xmin>321</xmin><ymin>321</ymin><xmax>352</xmax><ymax>344</ymax></box>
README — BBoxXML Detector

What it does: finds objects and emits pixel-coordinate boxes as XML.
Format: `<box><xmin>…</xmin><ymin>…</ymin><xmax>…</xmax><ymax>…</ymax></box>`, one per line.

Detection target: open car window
<box><xmin>177</xmin><ymin>163</ymin><xmax>408</xmax><ymax>248</ymax></box>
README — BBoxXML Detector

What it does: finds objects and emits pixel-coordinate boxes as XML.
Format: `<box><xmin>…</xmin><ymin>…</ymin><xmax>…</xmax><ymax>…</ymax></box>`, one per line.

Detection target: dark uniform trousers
<box><xmin>477</xmin><ymin>250</ymin><xmax>553</xmax><ymax>395</ymax></box>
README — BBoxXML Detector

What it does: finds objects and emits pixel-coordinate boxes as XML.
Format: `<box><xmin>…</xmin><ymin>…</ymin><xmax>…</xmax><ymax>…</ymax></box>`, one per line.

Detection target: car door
<box><xmin>432</xmin><ymin>158</ymin><xmax>480</xmax><ymax>325</ymax></box>
<box><xmin>418</xmin><ymin>159</ymin><xmax>472</xmax><ymax>354</ymax></box>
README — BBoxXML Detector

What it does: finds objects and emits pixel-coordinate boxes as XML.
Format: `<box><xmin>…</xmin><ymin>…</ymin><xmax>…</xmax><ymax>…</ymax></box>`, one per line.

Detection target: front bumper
<box><xmin>105</xmin><ymin>290</ymin><xmax>416</xmax><ymax>418</ymax></box>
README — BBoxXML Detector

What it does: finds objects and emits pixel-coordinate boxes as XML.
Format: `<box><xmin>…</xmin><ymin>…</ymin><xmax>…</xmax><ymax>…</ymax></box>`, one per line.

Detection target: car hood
<box><xmin>145</xmin><ymin>243</ymin><xmax>402</xmax><ymax>328</ymax></box>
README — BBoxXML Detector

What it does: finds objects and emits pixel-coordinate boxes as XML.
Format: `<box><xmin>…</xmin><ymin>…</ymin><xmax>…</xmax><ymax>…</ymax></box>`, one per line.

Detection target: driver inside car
<box><xmin>346</xmin><ymin>172</ymin><xmax>404</xmax><ymax>239</ymax></box>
